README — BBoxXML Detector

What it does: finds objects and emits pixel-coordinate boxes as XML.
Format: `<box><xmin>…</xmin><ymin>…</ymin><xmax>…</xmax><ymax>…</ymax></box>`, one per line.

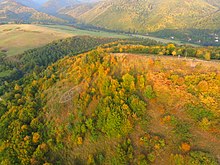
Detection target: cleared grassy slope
<box><xmin>0</xmin><ymin>24</ymin><xmax>73</xmax><ymax>56</ymax></box>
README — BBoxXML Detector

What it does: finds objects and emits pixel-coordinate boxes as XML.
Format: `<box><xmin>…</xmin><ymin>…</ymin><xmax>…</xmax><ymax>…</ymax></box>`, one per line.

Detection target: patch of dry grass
<box><xmin>0</xmin><ymin>24</ymin><xmax>73</xmax><ymax>56</ymax></box>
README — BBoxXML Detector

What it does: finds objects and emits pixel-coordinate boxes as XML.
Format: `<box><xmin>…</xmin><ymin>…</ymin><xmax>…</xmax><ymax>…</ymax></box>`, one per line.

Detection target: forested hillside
<box><xmin>0</xmin><ymin>41</ymin><xmax>220</xmax><ymax>164</ymax></box>
<box><xmin>0</xmin><ymin>0</ymin><xmax>220</xmax><ymax>164</ymax></box>
<box><xmin>60</xmin><ymin>0</ymin><xmax>220</xmax><ymax>32</ymax></box>
<box><xmin>0</xmin><ymin>36</ymin><xmax>121</xmax><ymax>94</ymax></box>
<box><xmin>1</xmin><ymin>35</ymin><xmax>220</xmax><ymax>95</ymax></box>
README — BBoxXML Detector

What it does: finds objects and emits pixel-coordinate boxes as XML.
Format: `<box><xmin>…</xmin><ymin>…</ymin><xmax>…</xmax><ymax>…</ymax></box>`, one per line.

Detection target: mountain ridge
<box><xmin>0</xmin><ymin>0</ymin><xmax>66</xmax><ymax>23</ymax></box>
<box><xmin>59</xmin><ymin>0</ymin><xmax>220</xmax><ymax>32</ymax></box>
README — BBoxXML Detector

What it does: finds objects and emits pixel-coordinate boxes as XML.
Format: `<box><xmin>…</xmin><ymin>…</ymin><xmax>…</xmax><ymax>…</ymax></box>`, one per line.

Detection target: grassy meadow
<box><xmin>39</xmin><ymin>25</ymin><xmax>129</xmax><ymax>39</ymax></box>
<box><xmin>0</xmin><ymin>24</ymin><xmax>74</xmax><ymax>56</ymax></box>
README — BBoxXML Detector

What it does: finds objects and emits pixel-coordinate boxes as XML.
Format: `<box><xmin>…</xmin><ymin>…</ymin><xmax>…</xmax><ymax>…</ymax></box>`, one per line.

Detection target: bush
<box><xmin>189</xmin><ymin>151</ymin><xmax>218</xmax><ymax>165</ymax></box>
<box><xmin>187</xmin><ymin>105</ymin><xmax>214</xmax><ymax>122</ymax></box>
<box><xmin>173</xmin><ymin>122</ymin><xmax>191</xmax><ymax>141</ymax></box>
<box><xmin>144</xmin><ymin>85</ymin><xmax>156</xmax><ymax>99</ymax></box>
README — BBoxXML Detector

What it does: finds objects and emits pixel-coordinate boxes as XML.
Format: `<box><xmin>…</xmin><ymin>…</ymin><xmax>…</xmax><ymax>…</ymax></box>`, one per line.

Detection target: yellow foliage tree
<box><xmin>204</xmin><ymin>52</ymin><xmax>211</xmax><ymax>61</ymax></box>
<box><xmin>172</xmin><ymin>51</ymin><xmax>177</xmax><ymax>56</ymax></box>
<box><xmin>77</xmin><ymin>137</ymin><xmax>83</xmax><ymax>145</ymax></box>
<box><xmin>197</xmin><ymin>80</ymin><xmax>208</xmax><ymax>92</ymax></box>
<box><xmin>32</xmin><ymin>132</ymin><xmax>40</xmax><ymax>143</ymax></box>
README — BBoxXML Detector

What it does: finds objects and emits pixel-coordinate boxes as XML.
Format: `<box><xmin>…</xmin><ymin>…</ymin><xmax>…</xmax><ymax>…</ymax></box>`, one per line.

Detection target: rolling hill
<box><xmin>60</xmin><ymin>0</ymin><xmax>220</xmax><ymax>32</ymax></box>
<box><xmin>1</xmin><ymin>41</ymin><xmax>219</xmax><ymax>164</ymax></box>
<box><xmin>0</xmin><ymin>0</ymin><xmax>66</xmax><ymax>24</ymax></box>
<box><xmin>0</xmin><ymin>24</ymin><xmax>73</xmax><ymax>56</ymax></box>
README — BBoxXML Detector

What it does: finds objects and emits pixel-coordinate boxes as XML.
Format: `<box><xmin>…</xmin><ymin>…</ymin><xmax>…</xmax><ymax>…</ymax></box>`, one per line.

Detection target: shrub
<box><xmin>189</xmin><ymin>151</ymin><xmax>218</xmax><ymax>165</ymax></box>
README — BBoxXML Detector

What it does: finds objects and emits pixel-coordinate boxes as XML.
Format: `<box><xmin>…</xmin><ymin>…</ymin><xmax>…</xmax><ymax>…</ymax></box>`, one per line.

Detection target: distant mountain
<box><xmin>41</xmin><ymin>0</ymin><xmax>81</xmax><ymax>14</ymax></box>
<box><xmin>0</xmin><ymin>0</ymin><xmax>66</xmax><ymax>23</ymax></box>
<box><xmin>15</xmin><ymin>0</ymin><xmax>40</xmax><ymax>8</ymax></box>
<box><xmin>59</xmin><ymin>0</ymin><xmax>220</xmax><ymax>32</ymax></box>
<box><xmin>0</xmin><ymin>0</ymin><xmax>41</xmax><ymax>9</ymax></box>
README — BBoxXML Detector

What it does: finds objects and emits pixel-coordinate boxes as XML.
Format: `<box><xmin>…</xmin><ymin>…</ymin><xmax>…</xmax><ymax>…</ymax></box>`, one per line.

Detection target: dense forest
<box><xmin>0</xmin><ymin>36</ymin><xmax>121</xmax><ymax>95</ymax></box>
<box><xmin>0</xmin><ymin>40</ymin><xmax>219</xmax><ymax>164</ymax></box>
<box><xmin>1</xmin><ymin>36</ymin><xmax>220</xmax><ymax>94</ymax></box>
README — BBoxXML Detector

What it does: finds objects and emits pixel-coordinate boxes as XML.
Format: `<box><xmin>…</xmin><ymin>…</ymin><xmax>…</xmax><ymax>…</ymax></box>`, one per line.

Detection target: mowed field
<box><xmin>0</xmin><ymin>24</ymin><xmax>74</xmax><ymax>56</ymax></box>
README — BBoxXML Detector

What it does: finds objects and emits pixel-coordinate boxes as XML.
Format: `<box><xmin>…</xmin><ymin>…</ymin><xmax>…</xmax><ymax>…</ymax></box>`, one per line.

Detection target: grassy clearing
<box><xmin>0</xmin><ymin>24</ymin><xmax>73</xmax><ymax>56</ymax></box>
<box><xmin>38</xmin><ymin>24</ymin><xmax>129</xmax><ymax>39</ymax></box>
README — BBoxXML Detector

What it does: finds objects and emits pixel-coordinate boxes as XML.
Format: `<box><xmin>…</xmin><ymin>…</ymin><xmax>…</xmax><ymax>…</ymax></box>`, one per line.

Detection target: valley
<box><xmin>0</xmin><ymin>23</ymin><xmax>199</xmax><ymax>57</ymax></box>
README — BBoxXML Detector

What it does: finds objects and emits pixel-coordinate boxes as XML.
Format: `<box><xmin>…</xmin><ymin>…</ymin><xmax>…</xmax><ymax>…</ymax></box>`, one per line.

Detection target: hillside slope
<box><xmin>0</xmin><ymin>41</ymin><xmax>220</xmax><ymax>164</ymax></box>
<box><xmin>0</xmin><ymin>24</ymin><xmax>73</xmax><ymax>56</ymax></box>
<box><xmin>0</xmin><ymin>0</ymin><xmax>66</xmax><ymax>23</ymax></box>
<box><xmin>61</xmin><ymin>0</ymin><xmax>220</xmax><ymax>32</ymax></box>
<box><xmin>58</xmin><ymin>3</ymin><xmax>96</xmax><ymax>18</ymax></box>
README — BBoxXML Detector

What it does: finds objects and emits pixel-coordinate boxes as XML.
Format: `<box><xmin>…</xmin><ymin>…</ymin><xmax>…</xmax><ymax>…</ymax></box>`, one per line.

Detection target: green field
<box><xmin>39</xmin><ymin>24</ymin><xmax>129</xmax><ymax>39</ymax></box>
